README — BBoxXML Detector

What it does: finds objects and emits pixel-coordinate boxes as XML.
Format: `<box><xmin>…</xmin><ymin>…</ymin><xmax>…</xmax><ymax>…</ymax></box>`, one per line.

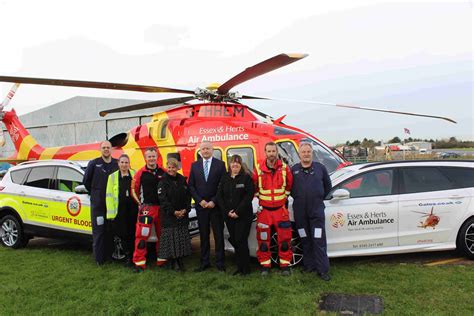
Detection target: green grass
<box><xmin>0</xmin><ymin>241</ymin><xmax>473</xmax><ymax>315</ymax></box>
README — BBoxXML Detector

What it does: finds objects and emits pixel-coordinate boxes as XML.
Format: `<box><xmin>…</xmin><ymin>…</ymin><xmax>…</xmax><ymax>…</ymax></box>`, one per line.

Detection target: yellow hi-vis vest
<box><xmin>255</xmin><ymin>162</ymin><xmax>290</xmax><ymax>203</ymax></box>
<box><xmin>106</xmin><ymin>169</ymin><xmax>136</xmax><ymax>220</ymax></box>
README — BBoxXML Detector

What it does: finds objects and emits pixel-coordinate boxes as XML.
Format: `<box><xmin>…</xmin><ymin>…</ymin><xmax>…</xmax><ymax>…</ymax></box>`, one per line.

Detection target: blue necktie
<box><xmin>204</xmin><ymin>159</ymin><xmax>209</xmax><ymax>181</ymax></box>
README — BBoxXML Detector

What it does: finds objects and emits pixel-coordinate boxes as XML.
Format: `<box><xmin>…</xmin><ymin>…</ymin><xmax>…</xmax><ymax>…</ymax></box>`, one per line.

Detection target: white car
<box><xmin>237</xmin><ymin>160</ymin><xmax>474</xmax><ymax>265</ymax></box>
<box><xmin>0</xmin><ymin>160</ymin><xmax>198</xmax><ymax>253</ymax></box>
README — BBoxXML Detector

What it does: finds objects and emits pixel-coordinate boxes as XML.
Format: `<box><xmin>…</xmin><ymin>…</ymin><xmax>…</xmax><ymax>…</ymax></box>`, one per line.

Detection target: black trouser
<box><xmin>225</xmin><ymin>215</ymin><xmax>252</xmax><ymax>273</ymax></box>
<box><xmin>90</xmin><ymin>201</ymin><xmax>112</xmax><ymax>264</ymax></box>
<box><xmin>113</xmin><ymin>202</ymin><xmax>138</xmax><ymax>261</ymax></box>
<box><xmin>196</xmin><ymin>205</ymin><xmax>225</xmax><ymax>268</ymax></box>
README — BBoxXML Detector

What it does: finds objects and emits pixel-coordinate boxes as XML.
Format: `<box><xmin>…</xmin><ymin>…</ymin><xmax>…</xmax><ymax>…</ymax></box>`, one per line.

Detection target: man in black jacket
<box><xmin>188</xmin><ymin>141</ymin><xmax>226</xmax><ymax>271</ymax></box>
<box><xmin>83</xmin><ymin>141</ymin><xmax>118</xmax><ymax>265</ymax></box>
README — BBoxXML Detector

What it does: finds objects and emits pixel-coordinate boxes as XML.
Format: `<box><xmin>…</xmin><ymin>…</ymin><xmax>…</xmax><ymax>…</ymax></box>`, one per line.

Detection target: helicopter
<box><xmin>0</xmin><ymin>53</ymin><xmax>457</xmax><ymax>175</ymax></box>
<box><xmin>413</xmin><ymin>207</ymin><xmax>441</xmax><ymax>229</ymax></box>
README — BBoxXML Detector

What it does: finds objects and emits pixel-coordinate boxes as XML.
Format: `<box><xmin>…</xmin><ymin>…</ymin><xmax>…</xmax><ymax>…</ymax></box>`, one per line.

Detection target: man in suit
<box><xmin>188</xmin><ymin>141</ymin><xmax>226</xmax><ymax>272</ymax></box>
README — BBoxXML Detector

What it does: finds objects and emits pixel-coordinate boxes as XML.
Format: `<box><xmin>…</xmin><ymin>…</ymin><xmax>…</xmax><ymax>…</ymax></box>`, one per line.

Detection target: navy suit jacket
<box><xmin>188</xmin><ymin>158</ymin><xmax>226</xmax><ymax>205</ymax></box>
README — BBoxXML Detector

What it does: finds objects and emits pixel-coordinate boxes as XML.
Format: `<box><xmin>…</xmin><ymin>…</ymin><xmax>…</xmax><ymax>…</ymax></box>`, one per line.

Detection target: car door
<box><xmin>49</xmin><ymin>166</ymin><xmax>92</xmax><ymax>234</ymax></box>
<box><xmin>20</xmin><ymin>166</ymin><xmax>56</xmax><ymax>227</ymax></box>
<box><xmin>398</xmin><ymin>166</ymin><xmax>468</xmax><ymax>246</ymax></box>
<box><xmin>325</xmin><ymin>168</ymin><xmax>398</xmax><ymax>253</ymax></box>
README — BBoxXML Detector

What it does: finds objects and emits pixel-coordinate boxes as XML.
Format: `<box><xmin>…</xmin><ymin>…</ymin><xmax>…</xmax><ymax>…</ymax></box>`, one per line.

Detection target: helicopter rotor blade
<box><xmin>217</xmin><ymin>53</ymin><xmax>308</xmax><ymax>95</ymax></box>
<box><xmin>0</xmin><ymin>83</ymin><xmax>20</xmax><ymax>109</ymax></box>
<box><xmin>265</xmin><ymin>98</ymin><xmax>457</xmax><ymax>124</ymax></box>
<box><xmin>99</xmin><ymin>96</ymin><xmax>196</xmax><ymax>117</ymax></box>
<box><xmin>0</xmin><ymin>76</ymin><xmax>195</xmax><ymax>94</ymax></box>
<box><xmin>241</xmin><ymin>95</ymin><xmax>270</xmax><ymax>100</ymax></box>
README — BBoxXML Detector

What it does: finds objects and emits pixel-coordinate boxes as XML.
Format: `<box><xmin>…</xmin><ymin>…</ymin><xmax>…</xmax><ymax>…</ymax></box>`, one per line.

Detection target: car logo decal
<box><xmin>330</xmin><ymin>212</ymin><xmax>345</xmax><ymax>228</ymax></box>
<box><xmin>67</xmin><ymin>196</ymin><xmax>82</xmax><ymax>217</ymax></box>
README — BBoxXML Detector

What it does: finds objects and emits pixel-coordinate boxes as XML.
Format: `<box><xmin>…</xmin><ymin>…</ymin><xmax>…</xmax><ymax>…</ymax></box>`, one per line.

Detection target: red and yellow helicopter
<box><xmin>0</xmin><ymin>53</ymin><xmax>456</xmax><ymax>174</ymax></box>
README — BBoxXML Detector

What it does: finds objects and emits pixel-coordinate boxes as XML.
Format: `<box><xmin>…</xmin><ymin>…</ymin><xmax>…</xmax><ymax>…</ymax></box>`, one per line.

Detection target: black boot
<box><xmin>176</xmin><ymin>258</ymin><xmax>185</xmax><ymax>272</ymax></box>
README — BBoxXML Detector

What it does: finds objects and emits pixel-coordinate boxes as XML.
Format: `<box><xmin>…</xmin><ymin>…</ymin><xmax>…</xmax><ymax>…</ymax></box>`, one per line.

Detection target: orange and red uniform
<box><xmin>253</xmin><ymin>159</ymin><xmax>293</xmax><ymax>268</ymax></box>
<box><xmin>131</xmin><ymin>166</ymin><xmax>165</xmax><ymax>268</ymax></box>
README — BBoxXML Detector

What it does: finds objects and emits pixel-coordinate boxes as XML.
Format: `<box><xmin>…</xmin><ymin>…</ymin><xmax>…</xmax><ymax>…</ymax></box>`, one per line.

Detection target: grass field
<box><xmin>0</xmin><ymin>239</ymin><xmax>473</xmax><ymax>315</ymax></box>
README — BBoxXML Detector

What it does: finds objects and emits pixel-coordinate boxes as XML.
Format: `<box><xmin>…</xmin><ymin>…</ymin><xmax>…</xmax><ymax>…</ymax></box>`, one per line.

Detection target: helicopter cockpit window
<box><xmin>302</xmin><ymin>138</ymin><xmax>342</xmax><ymax>173</ymax></box>
<box><xmin>276</xmin><ymin>141</ymin><xmax>299</xmax><ymax>167</ymax></box>
<box><xmin>160</xmin><ymin>120</ymin><xmax>169</xmax><ymax>139</ymax></box>
<box><xmin>226</xmin><ymin>147</ymin><xmax>254</xmax><ymax>172</ymax></box>
<box><xmin>196</xmin><ymin>148</ymin><xmax>222</xmax><ymax>161</ymax></box>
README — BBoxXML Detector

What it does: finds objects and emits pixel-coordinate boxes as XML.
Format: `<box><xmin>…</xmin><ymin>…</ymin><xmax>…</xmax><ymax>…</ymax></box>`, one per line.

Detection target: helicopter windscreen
<box><xmin>277</xmin><ymin>141</ymin><xmax>300</xmax><ymax>167</ymax></box>
<box><xmin>302</xmin><ymin>138</ymin><xmax>343</xmax><ymax>173</ymax></box>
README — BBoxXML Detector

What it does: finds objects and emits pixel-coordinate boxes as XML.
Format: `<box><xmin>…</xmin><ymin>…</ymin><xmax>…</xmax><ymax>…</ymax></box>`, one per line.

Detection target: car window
<box><xmin>226</xmin><ymin>147</ymin><xmax>254</xmax><ymax>172</ymax></box>
<box><xmin>334</xmin><ymin>169</ymin><xmax>394</xmax><ymax>198</ymax></box>
<box><xmin>24</xmin><ymin>167</ymin><xmax>55</xmax><ymax>189</ymax></box>
<box><xmin>439</xmin><ymin>167</ymin><xmax>474</xmax><ymax>189</ymax></box>
<box><xmin>401</xmin><ymin>167</ymin><xmax>453</xmax><ymax>194</ymax></box>
<box><xmin>10</xmin><ymin>168</ymin><xmax>30</xmax><ymax>184</ymax></box>
<box><xmin>57</xmin><ymin>167</ymin><xmax>83</xmax><ymax>192</ymax></box>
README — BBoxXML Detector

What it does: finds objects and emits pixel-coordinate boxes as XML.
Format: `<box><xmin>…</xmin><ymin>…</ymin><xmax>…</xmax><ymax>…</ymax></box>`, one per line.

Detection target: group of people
<box><xmin>83</xmin><ymin>139</ymin><xmax>332</xmax><ymax>281</ymax></box>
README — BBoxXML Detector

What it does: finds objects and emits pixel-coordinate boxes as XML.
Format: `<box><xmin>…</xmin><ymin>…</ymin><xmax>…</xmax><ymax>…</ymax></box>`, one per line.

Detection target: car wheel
<box><xmin>112</xmin><ymin>235</ymin><xmax>126</xmax><ymax>261</ymax></box>
<box><xmin>0</xmin><ymin>215</ymin><xmax>28</xmax><ymax>249</ymax></box>
<box><xmin>457</xmin><ymin>218</ymin><xmax>474</xmax><ymax>259</ymax></box>
<box><xmin>270</xmin><ymin>229</ymin><xmax>303</xmax><ymax>267</ymax></box>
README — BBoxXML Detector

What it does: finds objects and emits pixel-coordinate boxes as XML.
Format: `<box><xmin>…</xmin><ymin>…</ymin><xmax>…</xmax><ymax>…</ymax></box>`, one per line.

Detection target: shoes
<box><xmin>232</xmin><ymin>270</ymin><xmax>241</xmax><ymax>276</ymax></box>
<box><xmin>133</xmin><ymin>266</ymin><xmax>145</xmax><ymax>273</ymax></box>
<box><xmin>301</xmin><ymin>266</ymin><xmax>314</xmax><ymax>273</ymax></box>
<box><xmin>194</xmin><ymin>264</ymin><xmax>211</xmax><ymax>272</ymax></box>
<box><xmin>281</xmin><ymin>267</ymin><xmax>291</xmax><ymax>276</ymax></box>
<box><xmin>176</xmin><ymin>258</ymin><xmax>185</xmax><ymax>272</ymax></box>
<box><xmin>261</xmin><ymin>267</ymin><xmax>270</xmax><ymax>276</ymax></box>
<box><xmin>217</xmin><ymin>266</ymin><xmax>226</xmax><ymax>272</ymax></box>
<box><xmin>319</xmin><ymin>273</ymin><xmax>331</xmax><ymax>281</ymax></box>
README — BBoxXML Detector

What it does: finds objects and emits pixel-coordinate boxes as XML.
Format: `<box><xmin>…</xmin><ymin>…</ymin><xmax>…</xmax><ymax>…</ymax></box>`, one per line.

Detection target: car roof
<box><xmin>10</xmin><ymin>159</ymin><xmax>86</xmax><ymax>171</ymax></box>
<box><xmin>358</xmin><ymin>160</ymin><xmax>474</xmax><ymax>170</ymax></box>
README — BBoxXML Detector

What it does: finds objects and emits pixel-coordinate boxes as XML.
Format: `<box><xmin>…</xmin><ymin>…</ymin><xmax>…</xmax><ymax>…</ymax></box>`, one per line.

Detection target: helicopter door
<box><xmin>398</xmin><ymin>167</ymin><xmax>467</xmax><ymax>246</ymax></box>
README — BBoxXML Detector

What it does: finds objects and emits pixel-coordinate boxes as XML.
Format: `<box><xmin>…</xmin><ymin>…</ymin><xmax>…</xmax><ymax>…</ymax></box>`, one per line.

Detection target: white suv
<box><xmin>244</xmin><ymin>160</ymin><xmax>474</xmax><ymax>264</ymax></box>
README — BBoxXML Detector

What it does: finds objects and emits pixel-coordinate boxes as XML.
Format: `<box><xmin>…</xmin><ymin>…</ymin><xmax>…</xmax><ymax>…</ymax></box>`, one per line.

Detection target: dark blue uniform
<box><xmin>291</xmin><ymin>162</ymin><xmax>332</xmax><ymax>274</ymax></box>
<box><xmin>83</xmin><ymin>157</ymin><xmax>118</xmax><ymax>264</ymax></box>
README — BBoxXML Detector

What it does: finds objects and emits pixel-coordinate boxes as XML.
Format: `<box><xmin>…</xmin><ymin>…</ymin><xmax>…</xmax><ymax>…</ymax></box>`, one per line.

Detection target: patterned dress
<box><xmin>157</xmin><ymin>173</ymin><xmax>192</xmax><ymax>259</ymax></box>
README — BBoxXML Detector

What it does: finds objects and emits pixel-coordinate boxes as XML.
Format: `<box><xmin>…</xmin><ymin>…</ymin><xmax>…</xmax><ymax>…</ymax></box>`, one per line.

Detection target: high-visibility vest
<box><xmin>106</xmin><ymin>169</ymin><xmax>136</xmax><ymax>220</ymax></box>
<box><xmin>255</xmin><ymin>162</ymin><xmax>290</xmax><ymax>203</ymax></box>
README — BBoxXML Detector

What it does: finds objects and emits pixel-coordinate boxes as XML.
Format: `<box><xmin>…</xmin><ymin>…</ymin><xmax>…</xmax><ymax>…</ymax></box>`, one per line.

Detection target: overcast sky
<box><xmin>0</xmin><ymin>0</ymin><xmax>472</xmax><ymax>145</ymax></box>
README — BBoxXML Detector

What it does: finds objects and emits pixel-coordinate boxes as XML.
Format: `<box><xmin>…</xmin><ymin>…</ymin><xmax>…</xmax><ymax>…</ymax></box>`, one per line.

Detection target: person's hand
<box><xmin>207</xmin><ymin>201</ymin><xmax>215</xmax><ymax>209</ymax></box>
<box><xmin>174</xmin><ymin>210</ymin><xmax>181</xmax><ymax>218</ymax></box>
<box><xmin>199</xmin><ymin>200</ymin><xmax>208</xmax><ymax>208</ymax></box>
<box><xmin>228</xmin><ymin>210</ymin><xmax>234</xmax><ymax>218</ymax></box>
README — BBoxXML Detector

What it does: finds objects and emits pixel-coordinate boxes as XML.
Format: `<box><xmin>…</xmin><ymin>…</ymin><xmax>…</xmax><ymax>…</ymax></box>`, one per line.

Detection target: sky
<box><xmin>0</xmin><ymin>0</ymin><xmax>472</xmax><ymax>145</ymax></box>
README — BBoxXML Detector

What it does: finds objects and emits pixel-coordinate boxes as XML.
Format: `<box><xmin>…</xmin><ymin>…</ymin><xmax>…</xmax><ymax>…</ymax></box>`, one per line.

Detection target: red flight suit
<box><xmin>131</xmin><ymin>166</ymin><xmax>165</xmax><ymax>268</ymax></box>
<box><xmin>253</xmin><ymin>159</ymin><xmax>293</xmax><ymax>268</ymax></box>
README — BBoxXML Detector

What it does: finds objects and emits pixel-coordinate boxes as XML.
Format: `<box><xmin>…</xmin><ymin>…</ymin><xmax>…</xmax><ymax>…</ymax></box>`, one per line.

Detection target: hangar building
<box><xmin>1</xmin><ymin>96</ymin><xmax>173</xmax><ymax>157</ymax></box>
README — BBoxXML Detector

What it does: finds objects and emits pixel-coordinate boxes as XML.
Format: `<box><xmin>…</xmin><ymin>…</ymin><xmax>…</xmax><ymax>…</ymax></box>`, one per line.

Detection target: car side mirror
<box><xmin>332</xmin><ymin>189</ymin><xmax>350</xmax><ymax>200</ymax></box>
<box><xmin>74</xmin><ymin>185</ymin><xmax>88</xmax><ymax>194</ymax></box>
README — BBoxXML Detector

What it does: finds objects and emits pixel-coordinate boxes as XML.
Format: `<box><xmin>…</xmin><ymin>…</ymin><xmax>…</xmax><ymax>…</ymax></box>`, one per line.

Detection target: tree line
<box><xmin>341</xmin><ymin>137</ymin><xmax>474</xmax><ymax>149</ymax></box>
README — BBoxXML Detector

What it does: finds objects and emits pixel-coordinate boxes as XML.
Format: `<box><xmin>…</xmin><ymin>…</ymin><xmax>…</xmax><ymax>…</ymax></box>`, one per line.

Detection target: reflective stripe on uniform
<box><xmin>280</xmin><ymin>259</ymin><xmax>291</xmax><ymax>265</ymax></box>
<box><xmin>134</xmin><ymin>260</ymin><xmax>146</xmax><ymax>266</ymax></box>
<box><xmin>256</xmin><ymin>162</ymin><xmax>288</xmax><ymax>202</ymax></box>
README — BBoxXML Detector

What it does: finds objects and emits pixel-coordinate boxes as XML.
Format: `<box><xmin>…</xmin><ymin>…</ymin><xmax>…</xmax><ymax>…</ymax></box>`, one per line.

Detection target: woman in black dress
<box><xmin>106</xmin><ymin>154</ymin><xmax>137</xmax><ymax>266</ymax></box>
<box><xmin>157</xmin><ymin>158</ymin><xmax>192</xmax><ymax>271</ymax></box>
<box><xmin>217</xmin><ymin>154</ymin><xmax>255</xmax><ymax>275</ymax></box>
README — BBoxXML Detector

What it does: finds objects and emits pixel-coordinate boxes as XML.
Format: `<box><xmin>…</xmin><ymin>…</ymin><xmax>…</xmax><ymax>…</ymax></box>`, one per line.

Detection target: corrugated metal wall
<box><xmin>1</xmin><ymin>96</ymin><xmax>159</xmax><ymax>157</ymax></box>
